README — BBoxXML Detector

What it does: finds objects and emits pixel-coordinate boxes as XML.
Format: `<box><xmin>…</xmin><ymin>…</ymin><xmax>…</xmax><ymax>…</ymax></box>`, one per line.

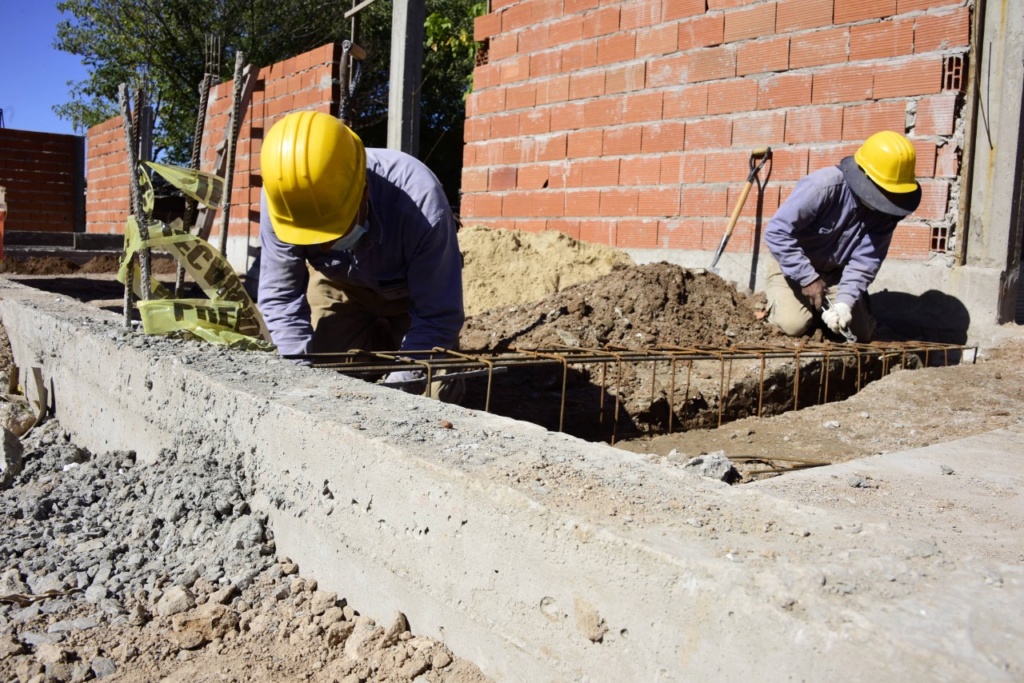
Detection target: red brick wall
<box><xmin>85</xmin><ymin>44</ymin><xmax>339</xmax><ymax>237</ymax></box>
<box><xmin>462</xmin><ymin>0</ymin><xmax>971</xmax><ymax>261</ymax></box>
<box><xmin>0</xmin><ymin>129</ymin><xmax>84</xmax><ymax>233</ymax></box>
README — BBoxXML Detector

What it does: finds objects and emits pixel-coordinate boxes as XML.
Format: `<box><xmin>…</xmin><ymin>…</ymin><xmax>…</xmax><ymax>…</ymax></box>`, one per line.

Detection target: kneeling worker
<box><xmin>257</xmin><ymin>110</ymin><xmax>464</xmax><ymax>401</ymax></box>
<box><xmin>764</xmin><ymin>131</ymin><xmax>921</xmax><ymax>341</ymax></box>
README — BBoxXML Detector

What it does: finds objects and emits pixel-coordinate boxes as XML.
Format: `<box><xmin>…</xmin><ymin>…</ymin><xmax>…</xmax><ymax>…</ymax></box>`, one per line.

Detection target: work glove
<box><xmin>382</xmin><ymin>370</ymin><xmax>426</xmax><ymax>395</ymax></box>
<box><xmin>822</xmin><ymin>301</ymin><xmax>853</xmax><ymax>334</ymax></box>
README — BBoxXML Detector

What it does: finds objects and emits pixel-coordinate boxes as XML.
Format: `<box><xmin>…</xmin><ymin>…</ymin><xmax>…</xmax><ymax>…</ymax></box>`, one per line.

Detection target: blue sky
<box><xmin>0</xmin><ymin>3</ymin><xmax>88</xmax><ymax>135</ymax></box>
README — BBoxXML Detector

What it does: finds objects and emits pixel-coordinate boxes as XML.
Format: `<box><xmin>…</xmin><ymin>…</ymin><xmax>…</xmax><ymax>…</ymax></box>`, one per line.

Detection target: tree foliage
<box><xmin>55</xmin><ymin>0</ymin><xmax>483</xmax><ymax>201</ymax></box>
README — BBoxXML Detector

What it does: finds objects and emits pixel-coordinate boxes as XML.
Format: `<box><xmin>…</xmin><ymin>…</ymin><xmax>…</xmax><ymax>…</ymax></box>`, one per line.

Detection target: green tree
<box><xmin>55</xmin><ymin>0</ymin><xmax>482</xmax><ymax>202</ymax></box>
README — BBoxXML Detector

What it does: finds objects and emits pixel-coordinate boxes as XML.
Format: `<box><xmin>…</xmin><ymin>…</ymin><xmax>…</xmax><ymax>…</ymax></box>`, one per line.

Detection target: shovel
<box><xmin>709</xmin><ymin>147</ymin><xmax>772</xmax><ymax>272</ymax></box>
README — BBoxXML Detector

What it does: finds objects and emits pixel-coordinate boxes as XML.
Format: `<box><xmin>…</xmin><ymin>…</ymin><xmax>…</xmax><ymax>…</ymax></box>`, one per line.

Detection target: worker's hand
<box><xmin>822</xmin><ymin>302</ymin><xmax>853</xmax><ymax>334</ymax></box>
<box><xmin>801</xmin><ymin>278</ymin><xmax>825</xmax><ymax>310</ymax></box>
<box><xmin>382</xmin><ymin>370</ymin><xmax>426</xmax><ymax>394</ymax></box>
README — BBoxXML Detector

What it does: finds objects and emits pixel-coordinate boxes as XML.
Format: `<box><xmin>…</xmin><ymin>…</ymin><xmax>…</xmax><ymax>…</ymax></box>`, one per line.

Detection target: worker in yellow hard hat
<box><xmin>257</xmin><ymin>110</ymin><xmax>464</xmax><ymax>401</ymax></box>
<box><xmin>763</xmin><ymin>131</ymin><xmax>922</xmax><ymax>342</ymax></box>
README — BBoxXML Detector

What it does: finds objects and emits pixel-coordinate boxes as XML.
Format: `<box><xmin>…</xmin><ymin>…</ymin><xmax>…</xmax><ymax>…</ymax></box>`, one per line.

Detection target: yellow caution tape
<box><xmin>119</xmin><ymin>217</ymin><xmax>273</xmax><ymax>350</ymax></box>
<box><xmin>145</xmin><ymin>161</ymin><xmax>224</xmax><ymax>209</ymax></box>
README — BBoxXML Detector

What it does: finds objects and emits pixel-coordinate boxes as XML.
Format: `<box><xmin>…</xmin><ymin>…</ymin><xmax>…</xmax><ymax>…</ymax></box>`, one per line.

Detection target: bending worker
<box><xmin>764</xmin><ymin>130</ymin><xmax>921</xmax><ymax>341</ymax></box>
<box><xmin>257</xmin><ymin>110</ymin><xmax>464</xmax><ymax>401</ymax></box>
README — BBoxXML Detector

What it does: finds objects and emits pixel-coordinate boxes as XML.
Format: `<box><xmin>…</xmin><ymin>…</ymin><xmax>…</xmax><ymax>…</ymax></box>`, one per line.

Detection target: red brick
<box><xmin>567</xmin><ymin>190</ymin><xmax>603</xmax><ymax>216</ymax></box>
<box><xmin>515</xmin><ymin>219</ymin><xmax>548</xmax><ymax>233</ymax></box>
<box><xmin>472</xmin><ymin>193</ymin><xmax>503</xmax><ymax>217</ymax></box>
<box><xmin>757</xmin><ymin>73</ymin><xmax>813</xmax><ymax>110</ymax></box>
<box><xmin>518</xmin><ymin>24</ymin><xmax>550</xmax><ymax>54</ymax></box>
<box><xmin>474</xmin><ymin>87</ymin><xmax>507</xmax><ymax>114</ymax></box>
<box><xmin>606</xmin><ymin>63</ymin><xmax>647</xmax><ymax>94</ymax></box>
<box><xmin>658</xmin><ymin>218</ymin><xmax>704</xmax><ymax>249</ymax></box>
<box><xmin>490</xmin><ymin>112</ymin><xmax>520</xmax><ymax>138</ymax></box>
<box><xmin>517</xmin><ymin>163</ymin><xmax>550</xmax><ymax>189</ymax></box>
<box><xmin>661</xmin><ymin>152</ymin><xmax>706</xmax><ymax>183</ymax></box>
<box><xmin>679</xmin><ymin>14</ymin><xmax>726</xmax><ymax>52</ymax></box>
<box><xmin>681</xmin><ymin>186</ymin><xmax>730</xmax><ymax>216</ymax></box>
<box><xmin>549</xmin><ymin>15</ymin><xmax>585</xmax><ymax>45</ymax></box>
<box><xmin>909</xmin><ymin>139</ymin><xmax>938</xmax><ymax>176</ymax></box>
<box><xmin>842</xmin><ymin>101</ymin><xmax>906</xmax><ymax>140</ymax></box>
<box><xmin>562</xmin><ymin>42</ymin><xmax>598</xmax><ymax>72</ymax></box>
<box><xmin>474</xmin><ymin>8</ymin><xmax>500</xmax><ymax>38</ymax></box>
<box><xmin>550</xmin><ymin>102</ymin><xmax>586</xmax><ymax>131</ymax></box>
<box><xmin>636</xmin><ymin>24</ymin><xmax>678</xmax><ymax>57</ymax></box>
<box><xmin>689</xmin><ymin>47</ymin><xmax>736</xmax><ymax>83</ymax></box>
<box><xmin>490</xmin><ymin>33</ymin><xmax>518</xmax><ymax>61</ymax></box>
<box><xmin>501</xmin><ymin>1</ymin><xmax>533</xmax><ymax>31</ymax></box>
<box><xmin>568</xmin><ymin>129</ymin><xmax>605</xmax><ymax>158</ymax></box>
<box><xmin>550</xmin><ymin>161</ymin><xmax>583</xmax><ymax>188</ymax></box>
<box><xmin>569</xmin><ymin>71</ymin><xmax>605</xmax><ymax>100</ymax></box>
<box><xmin>604</xmin><ymin>126</ymin><xmax>644</xmax><ymax>155</ymax></box>
<box><xmin>708</xmin><ymin>0</ymin><xmax>754</xmax><ymax>8</ymax></box>
<box><xmin>916</xmin><ymin>93</ymin><xmax>957</xmax><ymax>136</ymax></box>
<box><xmin>624</xmin><ymin>91</ymin><xmax>665</xmax><ymax>123</ymax></box>
<box><xmin>914</xmin><ymin>179</ymin><xmax>948</xmax><ymax>219</ymax></box>
<box><xmin>531</xmin><ymin>51</ymin><xmax>562</xmax><ymax>79</ymax></box>
<box><xmin>505</xmin><ymin>84</ymin><xmax>535</xmax><ymax>111</ymax></box>
<box><xmin>489</xmin><ymin>167</ymin><xmax>518</xmax><ymax>191</ymax></box>
<box><xmin>685</xmin><ymin>117</ymin><xmax>732</xmax><ymax>150</ymax></box>
<box><xmin>887</xmin><ymin>223</ymin><xmax>932</xmax><ymax>259</ymax></box>
<box><xmin>646</xmin><ymin>53</ymin><xmax>690</xmax><ymax>88</ymax></box>
<box><xmin>622</xmin><ymin>0</ymin><xmax>663</xmax><ymax>29</ymax></box>
<box><xmin>504</xmin><ymin>138</ymin><xmax>536</xmax><ymax>164</ymax></box>
<box><xmin>597</xmin><ymin>33</ymin><xmax>637</xmax><ymax>65</ymax></box>
<box><xmin>790</xmin><ymin>28</ymin><xmax>849</xmax><ymax>70</ymax></box>
<box><xmin>786</xmin><ymin>106</ymin><xmax>844</xmax><ymax>143</ymax></box>
<box><xmin>737</xmin><ymin>36</ymin><xmax>790</xmax><ymax>76</ymax></box>
<box><xmin>536</xmin><ymin>75</ymin><xmax>570</xmax><ymax>105</ymax></box>
<box><xmin>873</xmin><ymin>58</ymin><xmax>942</xmax><ymax>99</ymax></box>
<box><xmin>638</xmin><ymin>188</ymin><xmax>679</xmax><ymax>215</ymax></box>
<box><xmin>915</xmin><ymin>8</ymin><xmax>970</xmax><ymax>53</ymax></box>
<box><xmin>616</xmin><ymin>219</ymin><xmax>660</xmax><ymax>247</ymax></box>
<box><xmin>536</xmin><ymin>133</ymin><xmax>568</xmax><ymax>161</ymax></box>
<box><xmin>849</xmin><ymin>18</ymin><xmax>914</xmax><ymax>61</ymax></box>
<box><xmin>812</xmin><ymin>65</ymin><xmax>874</xmax><ymax>104</ymax></box>
<box><xmin>896</xmin><ymin>0</ymin><xmax>956</xmax><ymax>11</ymax></box>
<box><xmin>533</xmin><ymin>0</ymin><xmax>566</xmax><ymax>21</ymax></box>
<box><xmin>641</xmin><ymin>121</ymin><xmax>687</xmax><ymax>153</ymax></box>
<box><xmin>600</xmin><ymin>188</ymin><xmax>640</xmax><ymax>216</ymax></box>
<box><xmin>934</xmin><ymin>142</ymin><xmax>959</xmax><ymax>177</ymax></box>
<box><xmin>729</xmin><ymin>183</ymin><xmax>780</xmax><ymax>218</ymax></box>
<box><xmin>776</xmin><ymin>0</ymin><xmax>834</xmax><ymax>31</ymax></box>
<box><xmin>620</xmin><ymin>156</ymin><xmax>663</xmax><ymax>185</ymax></box>
<box><xmin>834</xmin><ymin>0</ymin><xmax>896</xmax><ymax>24</ymax></box>
<box><xmin>768</xmin><ymin>147</ymin><xmax>810</xmax><ymax>180</ymax></box>
<box><xmin>665</xmin><ymin>0</ymin><xmax>706</xmax><ymax>21</ymax></box>
<box><xmin>724</xmin><ymin>4</ymin><xmax>777</xmax><ymax>44</ymax></box>
<box><xmin>547</xmin><ymin>218</ymin><xmax>582</xmax><ymax>240</ymax></box>
<box><xmin>732</xmin><ymin>111</ymin><xmax>786</xmax><ymax>147</ymax></box>
<box><xmin>502</xmin><ymin>191</ymin><xmax>564</xmax><ymax>217</ymax></box>
<box><xmin>583</xmin><ymin>6</ymin><xmax>620</xmax><ymax>38</ymax></box>
<box><xmin>708</xmin><ymin>78</ymin><xmax>759</xmax><ymax>115</ymax></box>
<box><xmin>808</xmin><ymin>142</ymin><xmax>860</xmax><ymax>170</ymax></box>
<box><xmin>664</xmin><ymin>83</ymin><xmax>709</xmax><ymax>119</ymax></box>
<box><xmin>579</xmin><ymin>158</ymin><xmax>620</xmax><ymax>186</ymax></box>
<box><xmin>579</xmin><ymin>219</ymin><xmax>616</xmax><ymax>245</ymax></box>
<box><xmin>584</xmin><ymin>96</ymin><xmax>625</xmax><ymax>127</ymax></box>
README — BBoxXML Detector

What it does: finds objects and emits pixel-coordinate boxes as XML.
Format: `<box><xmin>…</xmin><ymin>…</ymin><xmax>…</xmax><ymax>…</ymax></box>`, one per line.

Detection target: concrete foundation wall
<box><xmin>2</xmin><ymin>278</ymin><xmax>1021</xmax><ymax>682</ymax></box>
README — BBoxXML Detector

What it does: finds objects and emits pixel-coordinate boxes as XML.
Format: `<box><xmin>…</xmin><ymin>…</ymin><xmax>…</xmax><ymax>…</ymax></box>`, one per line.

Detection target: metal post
<box><xmin>387</xmin><ymin>0</ymin><xmax>425</xmax><ymax>155</ymax></box>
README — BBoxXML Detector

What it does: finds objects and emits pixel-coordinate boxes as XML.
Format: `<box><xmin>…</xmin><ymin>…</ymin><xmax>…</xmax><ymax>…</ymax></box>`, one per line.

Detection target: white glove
<box><xmin>382</xmin><ymin>370</ymin><xmax>426</xmax><ymax>394</ymax></box>
<box><xmin>822</xmin><ymin>301</ymin><xmax>852</xmax><ymax>334</ymax></box>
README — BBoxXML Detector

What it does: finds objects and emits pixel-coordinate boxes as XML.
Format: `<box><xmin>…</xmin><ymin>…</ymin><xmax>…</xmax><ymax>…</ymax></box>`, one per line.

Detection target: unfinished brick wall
<box><xmin>0</xmin><ymin>129</ymin><xmax>84</xmax><ymax>233</ymax></box>
<box><xmin>84</xmin><ymin>43</ymin><xmax>339</xmax><ymax>237</ymax></box>
<box><xmin>463</xmin><ymin>0</ymin><xmax>971</xmax><ymax>261</ymax></box>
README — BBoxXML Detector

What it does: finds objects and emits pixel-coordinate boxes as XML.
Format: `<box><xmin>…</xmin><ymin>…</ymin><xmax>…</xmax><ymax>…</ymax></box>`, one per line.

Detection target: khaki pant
<box><xmin>306</xmin><ymin>266</ymin><xmax>465</xmax><ymax>403</ymax></box>
<box><xmin>764</xmin><ymin>256</ymin><xmax>875</xmax><ymax>342</ymax></box>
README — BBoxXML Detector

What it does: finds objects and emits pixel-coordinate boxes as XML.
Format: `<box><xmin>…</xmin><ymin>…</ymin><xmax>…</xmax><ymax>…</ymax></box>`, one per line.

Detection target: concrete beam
<box><xmin>387</xmin><ymin>0</ymin><xmax>425</xmax><ymax>155</ymax></box>
<box><xmin>1</xmin><ymin>277</ymin><xmax>1021</xmax><ymax>682</ymax></box>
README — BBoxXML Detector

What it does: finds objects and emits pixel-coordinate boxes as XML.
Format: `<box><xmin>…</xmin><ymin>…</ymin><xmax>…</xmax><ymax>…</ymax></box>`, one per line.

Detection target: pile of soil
<box><xmin>0</xmin><ymin>419</ymin><xmax>488</xmax><ymax>683</ymax></box>
<box><xmin>4</xmin><ymin>254</ymin><xmax>180</xmax><ymax>277</ymax></box>
<box><xmin>459</xmin><ymin>226</ymin><xmax>633</xmax><ymax>317</ymax></box>
<box><xmin>461</xmin><ymin>262</ymin><xmax>780</xmax><ymax>352</ymax></box>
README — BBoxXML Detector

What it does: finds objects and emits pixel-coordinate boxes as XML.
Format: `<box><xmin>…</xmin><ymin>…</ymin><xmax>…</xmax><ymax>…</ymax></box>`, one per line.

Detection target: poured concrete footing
<box><xmin>2</xmin><ymin>277</ymin><xmax>1021</xmax><ymax>682</ymax></box>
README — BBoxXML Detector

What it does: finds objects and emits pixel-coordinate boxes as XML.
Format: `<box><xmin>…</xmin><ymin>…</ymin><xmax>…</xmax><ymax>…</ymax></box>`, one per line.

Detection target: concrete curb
<box><xmin>2</xmin><ymin>277</ymin><xmax>1021</xmax><ymax>681</ymax></box>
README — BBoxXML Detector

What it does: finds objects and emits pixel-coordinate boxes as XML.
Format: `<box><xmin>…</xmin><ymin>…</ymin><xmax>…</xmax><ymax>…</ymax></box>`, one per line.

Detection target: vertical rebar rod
<box><xmin>118</xmin><ymin>85</ymin><xmax>152</xmax><ymax>304</ymax></box>
<box><xmin>178</xmin><ymin>74</ymin><xmax>214</xmax><ymax>297</ymax></box>
<box><xmin>716</xmin><ymin>354</ymin><xmax>726</xmax><ymax>427</ymax></box>
<box><xmin>218</xmin><ymin>51</ymin><xmax>246</xmax><ymax>257</ymax></box>
<box><xmin>757</xmin><ymin>354</ymin><xmax>766</xmax><ymax>417</ymax></box>
<box><xmin>793</xmin><ymin>350</ymin><xmax>801</xmax><ymax>411</ymax></box>
<box><xmin>611</xmin><ymin>356</ymin><xmax>623</xmax><ymax>445</ymax></box>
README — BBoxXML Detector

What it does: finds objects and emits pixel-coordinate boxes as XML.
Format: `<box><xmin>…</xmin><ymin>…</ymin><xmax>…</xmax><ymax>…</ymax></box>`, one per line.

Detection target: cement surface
<box><xmin>1</xmin><ymin>276</ymin><xmax>1021</xmax><ymax>682</ymax></box>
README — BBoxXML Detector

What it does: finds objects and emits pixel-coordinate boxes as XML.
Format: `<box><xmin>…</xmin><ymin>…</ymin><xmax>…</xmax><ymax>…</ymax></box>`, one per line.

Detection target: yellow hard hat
<box><xmin>853</xmin><ymin>131</ymin><xmax>918</xmax><ymax>194</ymax></box>
<box><xmin>261</xmin><ymin>111</ymin><xmax>366</xmax><ymax>245</ymax></box>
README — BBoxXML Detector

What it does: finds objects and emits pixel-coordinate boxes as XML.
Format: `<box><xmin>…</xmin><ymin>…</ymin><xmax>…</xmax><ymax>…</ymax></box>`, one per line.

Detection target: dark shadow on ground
<box><xmin>872</xmin><ymin>289</ymin><xmax>970</xmax><ymax>344</ymax></box>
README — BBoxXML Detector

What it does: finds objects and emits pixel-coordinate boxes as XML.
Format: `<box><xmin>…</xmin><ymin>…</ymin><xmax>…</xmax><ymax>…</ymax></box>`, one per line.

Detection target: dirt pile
<box><xmin>459</xmin><ymin>226</ymin><xmax>634</xmax><ymax>317</ymax></box>
<box><xmin>461</xmin><ymin>261</ymin><xmax>779</xmax><ymax>351</ymax></box>
<box><xmin>0</xmin><ymin>420</ymin><xmax>488</xmax><ymax>683</ymax></box>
